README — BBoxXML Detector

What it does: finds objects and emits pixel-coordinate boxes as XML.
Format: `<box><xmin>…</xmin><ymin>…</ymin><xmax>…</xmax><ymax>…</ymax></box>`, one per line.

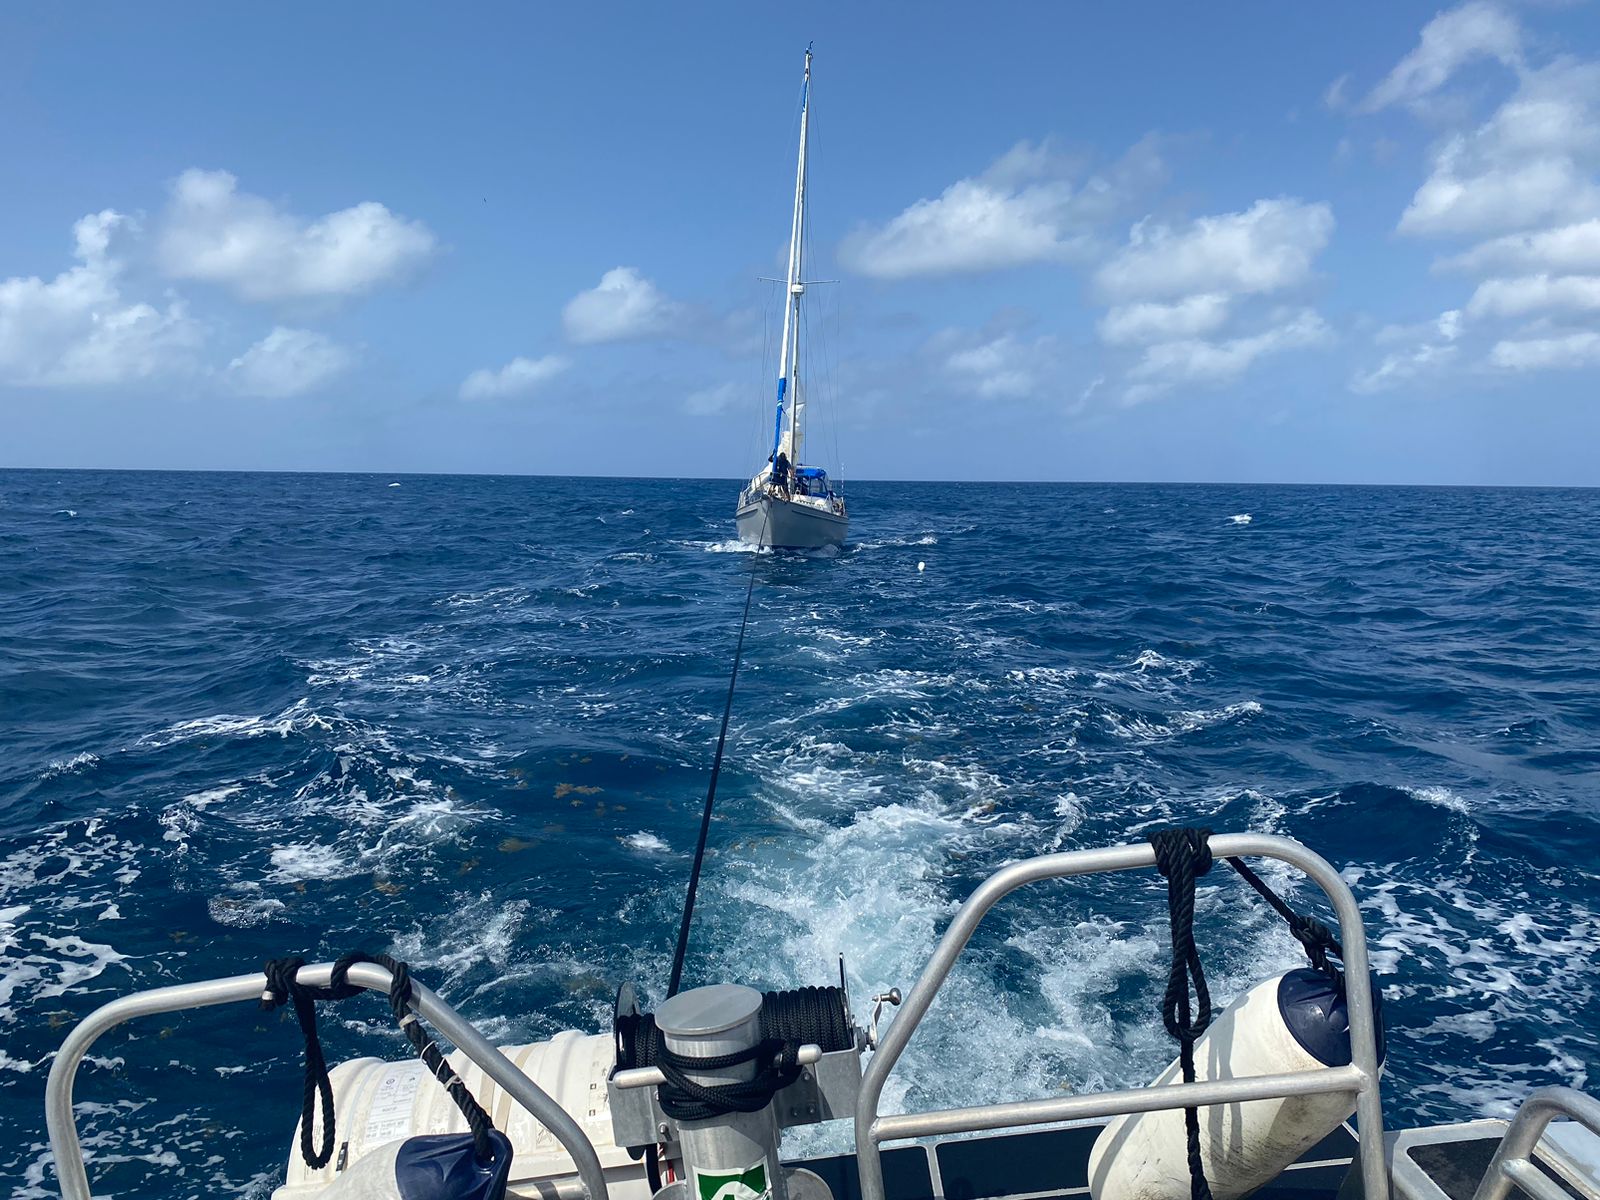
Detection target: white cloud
<box><xmin>1489</xmin><ymin>329</ymin><xmax>1600</xmax><ymax>369</ymax></box>
<box><xmin>1351</xmin><ymin>341</ymin><xmax>1460</xmax><ymax>394</ymax></box>
<box><xmin>1098</xmin><ymin>294</ymin><xmax>1230</xmax><ymax>346</ymax></box>
<box><xmin>1442</xmin><ymin>218</ymin><xmax>1600</xmax><ymax>274</ymax></box>
<box><xmin>1466</xmin><ymin>273</ymin><xmax>1600</xmax><ymax>318</ymax></box>
<box><xmin>1123</xmin><ymin>310</ymin><xmax>1330</xmax><ymax>404</ymax></box>
<box><xmin>685</xmin><ymin>382</ymin><xmax>742</xmax><ymax>416</ymax></box>
<box><xmin>226</xmin><ymin>327</ymin><xmax>352</xmax><ymax>398</ymax></box>
<box><xmin>459</xmin><ymin>354</ymin><xmax>569</xmax><ymax>400</ymax></box>
<box><xmin>1090</xmin><ymin>198</ymin><xmax>1334</xmax><ymax>401</ymax></box>
<box><xmin>1360</xmin><ymin>2</ymin><xmax>1523</xmax><ymax>113</ymax></box>
<box><xmin>561</xmin><ymin>267</ymin><xmax>683</xmax><ymax>344</ymax></box>
<box><xmin>158</xmin><ymin>169</ymin><xmax>436</xmax><ymax>302</ymax></box>
<box><xmin>1096</xmin><ymin>199</ymin><xmax>1334</xmax><ymax>303</ymax></box>
<box><xmin>942</xmin><ymin>332</ymin><xmax>1059</xmax><ymax>400</ymax></box>
<box><xmin>840</xmin><ymin>138</ymin><xmax>1162</xmax><ymax>279</ymax></box>
<box><xmin>0</xmin><ymin>209</ymin><xmax>202</xmax><ymax>387</ymax></box>
<box><xmin>1398</xmin><ymin>64</ymin><xmax>1600</xmax><ymax>238</ymax></box>
<box><xmin>1401</xmin><ymin>145</ymin><xmax>1600</xmax><ymax>238</ymax></box>
<box><xmin>1351</xmin><ymin>310</ymin><xmax>1464</xmax><ymax>393</ymax></box>
<box><xmin>1363</xmin><ymin>12</ymin><xmax>1600</xmax><ymax>379</ymax></box>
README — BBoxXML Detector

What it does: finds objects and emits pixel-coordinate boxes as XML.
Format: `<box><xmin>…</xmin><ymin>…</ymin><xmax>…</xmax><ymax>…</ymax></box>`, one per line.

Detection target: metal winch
<box><xmin>608</xmin><ymin>982</ymin><xmax>866</xmax><ymax>1200</ymax></box>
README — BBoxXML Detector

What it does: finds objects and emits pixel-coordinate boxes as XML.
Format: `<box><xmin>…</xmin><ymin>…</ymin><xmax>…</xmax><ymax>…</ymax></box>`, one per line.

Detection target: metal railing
<box><xmin>1470</xmin><ymin>1086</ymin><xmax>1600</xmax><ymax>1200</ymax></box>
<box><xmin>44</xmin><ymin>959</ymin><xmax>610</xmax><ymax>1200</ymax></box>
<box><xmin>854</xmin><ymin>833</ymin><xmax>1388</xmax><ymax>1200</ymax></box>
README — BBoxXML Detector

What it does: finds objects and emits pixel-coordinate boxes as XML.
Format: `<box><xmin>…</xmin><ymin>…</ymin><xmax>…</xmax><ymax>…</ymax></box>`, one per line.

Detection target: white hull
<box><xmin>736</xmin><ymin>493</ymin><xmax>848</xmax><ymax>549</ymax></box>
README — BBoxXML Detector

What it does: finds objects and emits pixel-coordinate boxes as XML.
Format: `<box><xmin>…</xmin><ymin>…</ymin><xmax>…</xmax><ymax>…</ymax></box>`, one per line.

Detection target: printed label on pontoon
<box><xmin>364</xmin><ymin>1062</ymin><xmax>425</xmax><ymax>1146</ymax></box>
<box><xmin>694</xmin><ymin>1161</ymin><xmax>771</xmax><ymax>1200</ymax></box>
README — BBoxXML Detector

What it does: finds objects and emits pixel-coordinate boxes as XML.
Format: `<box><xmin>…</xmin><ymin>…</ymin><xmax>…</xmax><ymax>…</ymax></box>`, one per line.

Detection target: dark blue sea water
<box><xmin>3</xmin><ymin>470</ymin><xmax>1598</xmax><ymax>1199</ymax></box>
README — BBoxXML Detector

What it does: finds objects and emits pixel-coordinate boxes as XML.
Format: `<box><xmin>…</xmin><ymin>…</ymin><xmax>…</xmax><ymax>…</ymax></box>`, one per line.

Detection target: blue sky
<box><xmin>4</xmin><ymin>3</ymin><xmax>1600</xmax><ymax>484</ymax></box>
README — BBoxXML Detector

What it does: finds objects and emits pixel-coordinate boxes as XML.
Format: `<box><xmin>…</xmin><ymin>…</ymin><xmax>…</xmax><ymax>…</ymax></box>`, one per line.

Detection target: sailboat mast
<box><xmin>775</xmin><ymin>46</ymin><xmax>811</xmax><ymax>465</ymax></box>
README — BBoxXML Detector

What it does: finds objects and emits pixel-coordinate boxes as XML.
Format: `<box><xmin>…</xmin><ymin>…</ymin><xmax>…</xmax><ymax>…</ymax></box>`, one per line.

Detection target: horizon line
<box><xmin>2</xmin><ymin>464</ymin><xmax>1597</xmax><ymax>490</ymax></box>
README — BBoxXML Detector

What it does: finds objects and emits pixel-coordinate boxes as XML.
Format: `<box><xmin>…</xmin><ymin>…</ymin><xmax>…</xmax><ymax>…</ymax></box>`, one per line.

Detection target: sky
<box><xmin>4</xmin><ymin>3</ymin><xmax>1600</xmax><ymax>484</ymax></box>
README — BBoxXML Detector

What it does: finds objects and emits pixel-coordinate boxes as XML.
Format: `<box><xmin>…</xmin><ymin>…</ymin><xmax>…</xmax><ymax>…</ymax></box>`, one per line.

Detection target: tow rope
<box><xmin>260</xmin><ymin>952</ymin><xmax>505</xmax><ymax>1168</ymax></box>
<box><xmin>667</xmin><ymin>506</ymin><xmax>770</xmax><ymax>998</ymax></box>
<box><xmin>1148</xmin><ymin>827</ymin><xmax>1354</xmax><ymax>1200</ymax></box>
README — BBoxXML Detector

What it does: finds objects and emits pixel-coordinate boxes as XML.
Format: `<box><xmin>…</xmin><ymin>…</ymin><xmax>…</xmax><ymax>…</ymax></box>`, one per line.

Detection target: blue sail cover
<box><xmin>771</xmin><ymin>377</ymin><xmax>787</xmax><ymax>457</ymax></box>
<box><xmin>795</xmin><ymin>467</ymin><xmax>827</xmax><ymax>479</ymax></box>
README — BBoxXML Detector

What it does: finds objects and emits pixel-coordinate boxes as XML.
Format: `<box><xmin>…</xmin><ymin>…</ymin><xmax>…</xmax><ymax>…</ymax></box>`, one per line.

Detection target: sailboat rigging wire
<box><xmin>666</xmin><ymin>506</ymin><xmax>770</xmax><ymax>998</ymax></box>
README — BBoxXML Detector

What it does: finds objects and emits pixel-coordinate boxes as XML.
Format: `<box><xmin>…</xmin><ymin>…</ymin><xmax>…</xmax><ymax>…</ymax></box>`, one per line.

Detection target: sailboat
<box><xmin>736</xmin><ymin>47</ymin><xmax>849</xmax><ymax>551</ymax></box>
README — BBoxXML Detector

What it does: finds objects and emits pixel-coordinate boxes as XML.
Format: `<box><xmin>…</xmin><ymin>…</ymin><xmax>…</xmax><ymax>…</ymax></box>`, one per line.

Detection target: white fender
<box><xmin>304</xmin><ymin>1138</ymin><xmax>408</xmax><ymax>1200</ymax></box>
<box><xmin>296</xmin><ymin>1133</ymin><xmax>509</xmax><ymax>1200</ymax></box>
<box><xmin>1088</xmin><ymin>969</ymin><xmax>1381</xmax><ymax>1200</ymax></box>
<box><xmin>273</xmin><ymin>1031</ymin><xmax>652</xmax><ymax>1200</ymax></box>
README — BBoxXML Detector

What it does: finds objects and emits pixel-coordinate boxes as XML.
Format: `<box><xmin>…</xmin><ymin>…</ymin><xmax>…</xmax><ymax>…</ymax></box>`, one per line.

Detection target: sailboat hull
<box><xmin>736</xmin><ymin>494</ymin><xmax>848</xmax><ymax>550</ymax></box>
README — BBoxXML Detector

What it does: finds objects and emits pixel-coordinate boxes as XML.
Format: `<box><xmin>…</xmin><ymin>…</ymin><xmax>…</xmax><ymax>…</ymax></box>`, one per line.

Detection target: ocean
<box><xmin>2</xmin><ymin>469</ymin><xmax>1597</xmax><ymax>1199</ymax></box>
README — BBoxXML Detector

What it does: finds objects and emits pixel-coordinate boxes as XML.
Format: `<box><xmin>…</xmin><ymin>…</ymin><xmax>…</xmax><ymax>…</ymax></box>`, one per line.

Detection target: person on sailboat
<box><xmin>772</xmin><ymin>450</ymin><xmax>791</xmax><ymax>499</ymax></box>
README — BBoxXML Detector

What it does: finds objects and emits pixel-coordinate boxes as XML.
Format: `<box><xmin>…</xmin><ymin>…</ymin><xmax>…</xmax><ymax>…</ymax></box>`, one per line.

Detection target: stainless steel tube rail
<box><xmin>854</xmin><ymin>833</ymin><xmax>1387</xmax><ymax>1200</ymax></box>
<box><xmin>44</xmin><ymin>960</ymin><xmax>610</xmax><ymax>1200</ymax></box>
<box><xmin>1470</xmin><ymin>1086</ymin><xmax>1600</xmax><ymax>1200</ymax></box>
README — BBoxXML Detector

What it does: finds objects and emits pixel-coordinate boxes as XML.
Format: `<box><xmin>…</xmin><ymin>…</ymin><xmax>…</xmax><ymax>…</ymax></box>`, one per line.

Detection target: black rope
<box><xmin>259</xmin><ymin>955</ymin><xmax>346</xmax><ymax>1169</ymax></box>
<box><xmin>666</xmin><ymin>506</ymin><xmax>770</xmax><ymax>998</ymax></box>
<box><xmin>1148</xmin><ymin>828</ymin><xmax>1215</xmax><ymax>1200</ymax></box>
<box><xmin>654</xmin><ymin>1038</ymin><xmax>803</xmax><ymax>1122</ymax></box>
<box><xmin>617</xmin><ymin>986</ymin><xmax>854</xmax><ymax>1071</ymax></box>
<box><xmin>757</xmin><ymin>985</ymin><xmax>853</xmax><ymax>1053</ymax></box>
<box><xmin>260</xmin><ymin>952</ymin><xmax>501</xmax><ymax>1167</ymax></box>
<box><xmin>1223</xmin><ymin>856</ymin><xmax>1344</xmax><ymax>980</ymax></box>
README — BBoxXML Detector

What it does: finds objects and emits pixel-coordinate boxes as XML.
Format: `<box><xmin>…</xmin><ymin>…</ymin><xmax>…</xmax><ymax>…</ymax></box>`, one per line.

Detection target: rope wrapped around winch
<box><xmin>654</xmin><ymin>1038</ymin><xmax>804</xmax><ymax>1122</ymax></box>
<box><xmin>614</xmin><ymin>984</ymin><xmax>853</xmax><ymax>1121</ymax></box>
<box><xmin>259</xmin><ymin>951</ymin><xmax>505</xmax><ymax>1169</ymax></box>
<box><xmin>1147</xmin><ymin>827</ymin><xmax>1355</xmax><ymax>1200</ymax></box>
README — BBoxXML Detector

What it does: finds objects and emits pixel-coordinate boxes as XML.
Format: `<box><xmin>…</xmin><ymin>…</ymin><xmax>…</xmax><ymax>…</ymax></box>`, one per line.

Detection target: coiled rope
<box><xmin>614</xmin><ymin>985</ymin><xmax>852</xmax><ymax>1121</ymax></box>
<box><xmin>259</xmin><ymin>952</ymin><xmax>504</xmax><ymax>1168</ymax></box>
<box><xmin>617</xmin><ymin>985</ymin><xmax>853</xmax><ymax>1070</ymax></box>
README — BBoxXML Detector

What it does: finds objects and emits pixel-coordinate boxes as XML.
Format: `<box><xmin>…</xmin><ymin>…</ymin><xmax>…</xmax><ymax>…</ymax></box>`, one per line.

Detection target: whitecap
<box><xmin>1406</xmin><ymin>785</ymin><xmax>1471</xmax><ymax>814</ymax></box>
<box><xmin>622</xmin><ymin>832</ymin><xmax>670</xmax><ymax>853</ymax></box>
<box><xmin>267</xmin><ymin>843</ymin><xmax>346</xmax><ymax>881</ymax></box>
<box><xmin>207</xmin><ymin>894</ymin><xmax>287</xmax><ymax>928</ymax></box>
<box><xmin>141</xmin><ymin>699</ymin><xmax>330</xmax><ymax>747</ymax></box>
<box><xmin>181</xmin><ymin>784</ymin><xmax>243</xmax><ymax>808</ymax></box>
<box><xmin>1229</xmin><ymin>513</ymin><xmax>1252</xmax><ymax>525</ymax></box>
<box><xmin>40</xmin><ymin>752</ymin><xmax>98</xmax><ymax>780</ymax></box>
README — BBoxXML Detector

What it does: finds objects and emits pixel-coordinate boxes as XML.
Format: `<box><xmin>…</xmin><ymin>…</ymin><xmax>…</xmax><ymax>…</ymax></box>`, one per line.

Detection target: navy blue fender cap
<box><xmin>1277</xmin><ymin>967</ymin><xmax>1387</xmax><ymax>1068</ymax></box>
<box><xmin>394</xmin><ymin>1131</ymin><xmax>514</xmax><ymax>1200</ymax></box>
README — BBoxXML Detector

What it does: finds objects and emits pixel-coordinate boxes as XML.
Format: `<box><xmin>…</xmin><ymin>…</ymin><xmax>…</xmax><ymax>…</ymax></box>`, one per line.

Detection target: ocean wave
<box><xmin>138</xmin><ymin>699</ymin><xmax>332</xmax><ymax>748</ymax></box>
<box><xmin>1103</xmin><ymin>699</ymin><xmax>1262</xmax><ymax>742</ymax></box>
<box><xmin>1406</xmin><ymin>784</ymin><xmax>1471</xmax><ymax>813</ymax></box>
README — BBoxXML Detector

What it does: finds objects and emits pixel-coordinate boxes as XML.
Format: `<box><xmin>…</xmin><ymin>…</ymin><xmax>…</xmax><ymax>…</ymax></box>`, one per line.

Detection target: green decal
<box><xmin>695</xmin><ymin>1161</ymin><xmax>771</xmax><ymax>1200</ymax></box>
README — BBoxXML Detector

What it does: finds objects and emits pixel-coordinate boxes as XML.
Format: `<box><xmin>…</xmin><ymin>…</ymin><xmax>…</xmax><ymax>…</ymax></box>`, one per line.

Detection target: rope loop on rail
<box><xmin>260</xmin><ymin>952</ymin><xmax>503</xmax><ymax>1167</ymax></box>
<box><xmin>1147</xmin><ymin>827</ymin><xmax>1215</xmax><ymax>1200</ymax></box>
